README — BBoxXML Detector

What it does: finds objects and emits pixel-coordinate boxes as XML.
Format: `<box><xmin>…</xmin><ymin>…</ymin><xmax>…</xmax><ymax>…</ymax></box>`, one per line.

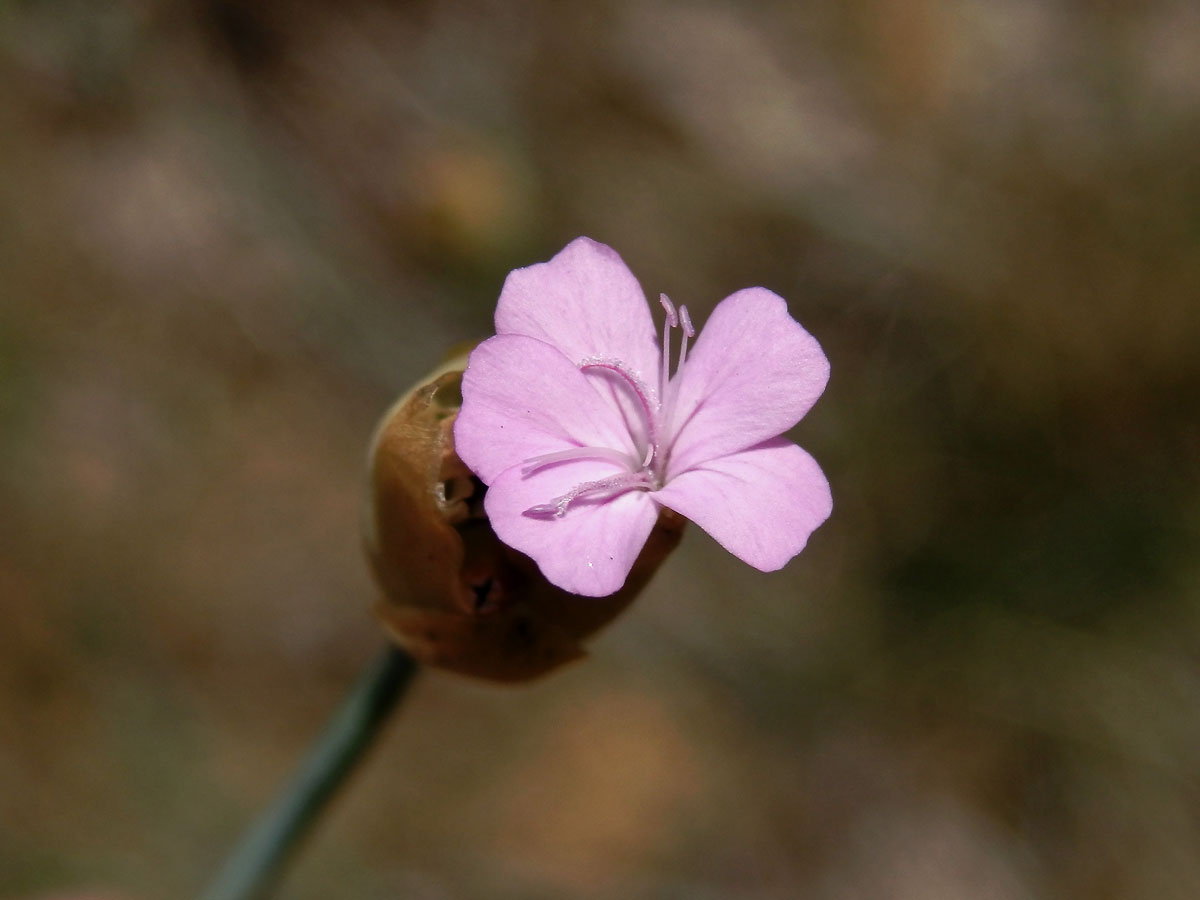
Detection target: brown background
<box><xmin>2</xmin><ymin>1</ymin><xmax>1199</xmax><ymax>898</ymax></box>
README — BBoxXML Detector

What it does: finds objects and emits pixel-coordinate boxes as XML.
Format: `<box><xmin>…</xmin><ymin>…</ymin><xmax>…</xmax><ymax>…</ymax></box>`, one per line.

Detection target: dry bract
<box><xmin>364</xmin><ymin>354</ymin><xmax>683</xmax><ymax>682</ymax></box>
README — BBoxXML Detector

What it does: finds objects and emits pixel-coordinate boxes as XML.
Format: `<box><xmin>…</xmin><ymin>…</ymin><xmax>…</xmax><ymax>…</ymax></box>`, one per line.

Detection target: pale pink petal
<box><xmin>485</xmin><ymin>460</ymin><xmax>659</xmax><ymax>597</ymax></box>
<box><xmin>653</xmin><ymin>437</ymin><xmax>831</xmax><ymax>571</ymax></box>
<box><xmin>455</xmin><ymin>335</ymin><xmax>636</xmax><ymax>485</ymax></box>
<box><xmin>495</xmin><ymin>237</ymin><xmax>660</xmax><ymax>379</ymax></box>
<box><xmin>666</xmin><ymin>288</ymin><xmax>829</xmax><ymax>477</ymax></box>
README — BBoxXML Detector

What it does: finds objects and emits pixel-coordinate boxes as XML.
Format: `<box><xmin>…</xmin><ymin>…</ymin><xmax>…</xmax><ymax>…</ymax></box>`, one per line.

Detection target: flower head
<box><xmin>364</xmin><ymin>351</ymin><xmax>684</xmax><ymax>681</ymax></box>
<box><xmin>454</xmin><ymin>237</ymin><xmax>832</xmax><ymax>596</ymax></box>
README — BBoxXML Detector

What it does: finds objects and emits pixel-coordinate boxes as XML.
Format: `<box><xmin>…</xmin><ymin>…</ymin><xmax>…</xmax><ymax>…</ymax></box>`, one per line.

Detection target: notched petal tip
<box><xmin>654</xmin><ymin>437</ymin><xmax>830</xmax><ymax>574</ymax></box>
<box><xmin>666</xmin><ymin>286</ymin><xmax>831</xmax><ymax>476</ymax></box>
<box><xmin>494</xmin><ymin>236</ymin><xmax>660</xmax><ymax>382</ymax></box>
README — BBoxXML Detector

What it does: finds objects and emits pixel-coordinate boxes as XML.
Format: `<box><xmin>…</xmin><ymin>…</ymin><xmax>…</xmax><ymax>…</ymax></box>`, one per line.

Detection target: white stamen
<box><xmin>658</xmin><ymin>294</ymin><xmax>676</xmax><ymax>407</ymax></box>
<box><xmin>679</xmin><ymin>305</ymin><xmax>694</xmax><ymax>338</ymax></box>
<box><xmin>524</xmin><ymin>471</ymin><xmax>654</xmax><ymax>518</ymax></box>
<box><xmin>522</xmin><ymin>446</ymin><xmax>635</xmax><ymax>475</ymax></box>
<box><xmin>678</xmin><ymin>304</ymin><xmax>694</xmax><ymax>373</ymax></box>
<box><xmin>658</xmin><ymin>293</ymin><xmax>678</xmax><ymax>328</ymax></box>
<box><xmin>579</xmin><ymin>357</ymin><xmax>659</xmax><ymax>467</ymax></box>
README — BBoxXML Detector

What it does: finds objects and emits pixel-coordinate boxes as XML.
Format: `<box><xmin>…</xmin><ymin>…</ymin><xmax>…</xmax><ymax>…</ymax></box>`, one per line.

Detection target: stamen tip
<box><xmin>679</xmin><ymin>304</ymin><xmax>695</xmax><ymax>337</ymax></box>
<box><xmin>658</xmin><ymin>293</ymin><xmax>678</xmax><ymax>327</ymax></box>
<box><xmin>524</xmin><ymin>503</ymin><xmax>560</xmax><ymax>518</ymax></box>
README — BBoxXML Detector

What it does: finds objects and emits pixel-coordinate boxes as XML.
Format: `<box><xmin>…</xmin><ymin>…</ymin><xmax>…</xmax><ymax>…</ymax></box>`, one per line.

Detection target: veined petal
<box><xmin>485</xmin><ymin>460</ymin><xmax>659</xmax><ymax>597</ymax></box>
<box><xmin>666</xmin><ymin>288</ymin><xmax>829</xmax><ymax>477</ymax></box>
<box><xmin>653</xmin><ymin>438</ymin><xmax>831</xmax><ymax>571</ymax></box>
<box><xmin>495</xmin><ymin>237</ymin><xmax>660</xmax><ymax>380</ymax></box>
<box><xmin>455</xmin><ymin>334</ymin><xmax>636</xmax><ymax>485</ymax></box>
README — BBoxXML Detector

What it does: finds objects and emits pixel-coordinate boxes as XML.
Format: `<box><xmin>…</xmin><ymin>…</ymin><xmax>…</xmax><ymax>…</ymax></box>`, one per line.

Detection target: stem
<box><xmin>199</xmin><ymin>645</ymin><xmax>419</xmax><ymax>900</ymax></box>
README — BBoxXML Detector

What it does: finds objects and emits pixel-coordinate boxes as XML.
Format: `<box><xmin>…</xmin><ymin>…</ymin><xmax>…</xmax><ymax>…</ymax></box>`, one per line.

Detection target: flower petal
<box><xmin>666</xmin><ymin>288</ymin><xmax>829</xmax><ymax>477</ymax></box>
<box><xmin>653</xmin><ymin>437</ymin><xmax>831</xmax><ymax>571</ymax></box>
<box><xmin>485</xmin><ymin>460</ymin><xmax>659</xmax><ymax>597</ymax></box>
<box><xmin>495</xmin><ymin>237</ymin><xmax>660</xmax><ymax>380</ymax></box>
<box><xmin>455</xmin><ymin>334</ymin><xmax>636</xmax><ymax>485</ymax></box>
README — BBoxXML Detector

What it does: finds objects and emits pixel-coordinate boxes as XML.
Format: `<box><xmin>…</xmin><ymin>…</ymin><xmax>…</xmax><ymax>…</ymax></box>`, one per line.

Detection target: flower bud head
<box><xmin>364</xmin><ymin>351</ymin><xmax>683</xmax><ymax>682</ymax></box>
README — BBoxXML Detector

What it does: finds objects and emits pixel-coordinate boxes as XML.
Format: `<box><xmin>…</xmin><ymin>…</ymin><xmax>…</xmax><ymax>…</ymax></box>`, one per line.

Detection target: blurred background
<box><xmin>2</xmin><ymin>1</ymin><xmax>1199</xmax><ymax>897</ymax></box>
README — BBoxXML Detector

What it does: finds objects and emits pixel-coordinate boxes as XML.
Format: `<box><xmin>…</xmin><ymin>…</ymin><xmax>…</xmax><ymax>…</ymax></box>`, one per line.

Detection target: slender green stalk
<box><xmin>199</xmin><ymin>645</ymin><xmax>419</xmax><ymax>900</ymax></box>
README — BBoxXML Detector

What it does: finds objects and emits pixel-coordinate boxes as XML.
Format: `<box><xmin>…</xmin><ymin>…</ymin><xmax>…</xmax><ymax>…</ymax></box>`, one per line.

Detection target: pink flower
<box><xmin>453</xmin><ymin>237</ymin><xmax>832</xmax><ymax>597</ymax></box>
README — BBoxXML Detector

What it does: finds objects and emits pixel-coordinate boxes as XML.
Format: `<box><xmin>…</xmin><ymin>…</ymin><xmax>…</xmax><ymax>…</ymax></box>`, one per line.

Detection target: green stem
<box><xmin>199</xmin><ymin>645</ymin><xmax>419</xmax><ymax>900</ymax></box>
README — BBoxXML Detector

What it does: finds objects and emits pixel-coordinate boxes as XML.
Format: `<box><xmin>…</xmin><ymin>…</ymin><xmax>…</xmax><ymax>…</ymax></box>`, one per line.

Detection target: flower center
<box><xmin>522</xmin><ymin>295</ymin><xmax>695</xmax><ymax>519</ymax></box>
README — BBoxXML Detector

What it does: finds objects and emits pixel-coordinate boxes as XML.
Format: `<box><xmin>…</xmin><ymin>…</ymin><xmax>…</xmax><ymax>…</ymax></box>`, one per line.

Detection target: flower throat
<box><xmin>522</xmin><ymin>295</ymin><xmax>694</xmax><ymax>518</ymax></box>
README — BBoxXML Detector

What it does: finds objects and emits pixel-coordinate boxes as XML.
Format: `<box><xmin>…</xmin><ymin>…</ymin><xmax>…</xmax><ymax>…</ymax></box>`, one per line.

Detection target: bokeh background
<box><xmin>3</xmin><ymin>1</ymin><xmax>1199</xmax><ymax>897</ymax></box>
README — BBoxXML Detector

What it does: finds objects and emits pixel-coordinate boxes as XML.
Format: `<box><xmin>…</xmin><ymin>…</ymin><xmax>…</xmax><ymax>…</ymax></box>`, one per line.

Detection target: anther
<box><xmin>523</xmin><ymin>471</ymin><xmax>654</xmax><ymax>518</ymax></box>
<box><xmin>659</xmin><ymin>294</ymin><xmax>677</xmax><ymax>409</ymax></box>
<box><xmin>658</xmin><ymin>294</ymin><xmax>678</xmax><ymax>327</ymax></box>
<box><xmin>679</xmin><ymin>305</ymin><xmax>694</xmax><ymax>339</ymax></box>
<box><xmin>677</xmin><ymin>304</ymin><xmax>694</xmax><ymax>374</ymax></box>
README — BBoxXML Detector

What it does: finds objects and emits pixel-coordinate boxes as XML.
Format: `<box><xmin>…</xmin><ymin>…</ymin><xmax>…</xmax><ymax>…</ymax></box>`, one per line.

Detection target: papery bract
<box><xmin>454</xmin><ymin>237</ymin><xmax>832</xmax><ymax>596</ymax></box>
<box><xmin>364</xmin><ymin>351</ymin><xmax>683</xmax><ymax>681</ymax></box>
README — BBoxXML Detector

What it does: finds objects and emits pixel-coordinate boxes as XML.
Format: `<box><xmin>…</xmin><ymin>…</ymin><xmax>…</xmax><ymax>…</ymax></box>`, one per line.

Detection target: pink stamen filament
<box><xmin>579</xmin><ymin>357</ymin><xmax>660</xmax><ymax>467</ymax></box>
<box><xmin>658</xmin><ymin>294</ymin><xmax>677</xmax><ymax>406</ymax></box>
<box><xmin>678</xmin><ymin>304</ymin><xmax>694</xmax><ymax>370</ymax></box>
<box><xmin>662</xmin><ymin>303</ymin><xmax>693</xmax><ymax>426</ymax></box>
<box><xmin>521</xmin><ymin>446</ymin><xmax>635</xmax><ymax>475</ymax></box>
<box><xmin>525</xmin><ymin>471</ymin><xmax>655</xmax><ymax>518</ymax></box>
